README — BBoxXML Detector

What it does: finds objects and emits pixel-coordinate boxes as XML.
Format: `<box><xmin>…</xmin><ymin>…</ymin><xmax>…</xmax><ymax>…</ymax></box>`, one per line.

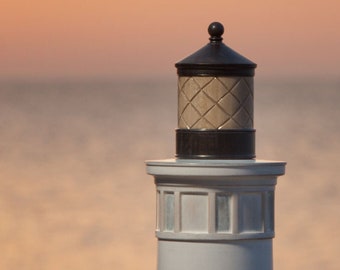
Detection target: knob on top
<box><xmin>208</xmin><ymin>22</ymin><xmax>224</xmax><ymax>42</ymax></box>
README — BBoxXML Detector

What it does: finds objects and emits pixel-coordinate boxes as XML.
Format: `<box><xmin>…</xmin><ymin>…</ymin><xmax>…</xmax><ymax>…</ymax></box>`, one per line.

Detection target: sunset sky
<box><xmin>1</xmin><ymin>0</ymin><xmax>339</xmax><ymax>80</ymax></box>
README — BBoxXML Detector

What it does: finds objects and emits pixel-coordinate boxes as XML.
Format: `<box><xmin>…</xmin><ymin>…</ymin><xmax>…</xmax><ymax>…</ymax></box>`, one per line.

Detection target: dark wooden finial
<box><xmin>208</xmin><ymin>22</ymin><xmax>224</xmax><ymax>43</ymax></box>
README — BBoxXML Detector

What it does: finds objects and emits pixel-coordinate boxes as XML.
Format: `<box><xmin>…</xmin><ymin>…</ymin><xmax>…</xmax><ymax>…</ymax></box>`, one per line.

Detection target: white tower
<box><xmin>146</xmin><ymin>22</ymin><xmax>286</xmax><ymax>270</ymax></box>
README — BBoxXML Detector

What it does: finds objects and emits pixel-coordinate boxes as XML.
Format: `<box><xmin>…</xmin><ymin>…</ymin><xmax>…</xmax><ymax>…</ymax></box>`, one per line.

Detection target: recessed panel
<box><xmin>216</xmin><ymin>194</ymin><xmax>231</xmax><ymax>232</ymax></box>
<box><xmin>239</xmin><ymin>193</ymin><xmax>263</xmax><ymax>233</ymax></box>
<box><xmin>164</xmin><ymin>192</ymin><xmax>175</xmax><ymax>231</ymax></box>
<box><xmin>181</xmin><ymin>193</ymin><xmax>208</xmax><ymax>232</ymax></box>
<box><xmin>266</xmin><ymin>191</ymin><xmax>275</xmax><ymax>232</ymax></box>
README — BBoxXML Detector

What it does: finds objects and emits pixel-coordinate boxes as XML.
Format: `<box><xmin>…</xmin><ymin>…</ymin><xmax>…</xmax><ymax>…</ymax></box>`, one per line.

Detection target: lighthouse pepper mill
<box><xmin>146</xmin><ymin>22</ymin><xmax>286</xmax><ymax>270</ymax></box>
<box><xmin>176</xmin><ymin>22</ymin><xmax>255</xmax><ymax>159</ymax></box>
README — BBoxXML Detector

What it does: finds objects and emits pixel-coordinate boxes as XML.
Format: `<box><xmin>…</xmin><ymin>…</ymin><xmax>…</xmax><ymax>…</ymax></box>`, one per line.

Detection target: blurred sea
<box><xmin>0</xmin><ymin>79</ymin><xmax>339</xmax><ymax>270</ymax></box>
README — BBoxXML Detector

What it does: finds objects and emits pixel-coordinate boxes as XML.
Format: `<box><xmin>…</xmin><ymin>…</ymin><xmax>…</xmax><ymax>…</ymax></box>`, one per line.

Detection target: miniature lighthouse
<box><xmin>146</xmin><ymin>22</ymin><xmax>286</xmax><ymax>270</ymax></box>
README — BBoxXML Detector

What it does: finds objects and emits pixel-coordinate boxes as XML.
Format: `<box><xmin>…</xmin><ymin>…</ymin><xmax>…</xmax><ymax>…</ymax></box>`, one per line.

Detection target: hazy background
<box><xmin>0</xmin><ymin>0</ymin><xmax>339</xmax><ymax>270</ymax></box>
<box><xmin>1</xmin><ymin>0</ymin><xmax>340</xmax><ymax>80</ymax></box>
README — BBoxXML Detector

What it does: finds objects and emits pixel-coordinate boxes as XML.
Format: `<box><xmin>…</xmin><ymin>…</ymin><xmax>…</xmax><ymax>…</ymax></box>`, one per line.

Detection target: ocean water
<box><xmin>0</xmin><ymin>79</ymin><xmax>339</xmax><ymax>270</ymax></box>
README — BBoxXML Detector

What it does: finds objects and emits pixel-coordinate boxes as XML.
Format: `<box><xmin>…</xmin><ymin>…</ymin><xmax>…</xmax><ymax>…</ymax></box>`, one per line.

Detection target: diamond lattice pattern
<box><xmin>178</xmin><ymin>77</ymin><xmax>253</xmax><ymax>129</ymax></box>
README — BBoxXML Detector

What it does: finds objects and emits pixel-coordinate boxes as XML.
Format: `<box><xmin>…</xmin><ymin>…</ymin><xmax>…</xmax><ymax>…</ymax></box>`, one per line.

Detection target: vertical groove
<box><xmin>208</xmin><ymin>192</ymin><xmax>216</xmax><ymax>233</ymax></box>
<box><xmin>159</xmin><ymin>190</ymin><xmax>164</xmax><ymax>232</ymax></box>
<box><xmin>262</xmin><ymin>192</ymin><xmax>266</xmax><ymax>233</ymax></box>
<box><xmin>156</xmin><ymin>190</ymin><xmax>160</xmax><ymax>231</ymax></box>
<box><xmin>174</xmin><ymin>191</ymin><xmax>181</xmax><ymax>233</ymax></box>
<box><xmin>231</xmin><ymin>193</ymin><xmax>239</xmax><ymax>234</ymax></box>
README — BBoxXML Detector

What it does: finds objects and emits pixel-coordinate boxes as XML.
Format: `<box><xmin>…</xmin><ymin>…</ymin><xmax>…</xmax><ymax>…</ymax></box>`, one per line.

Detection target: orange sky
<box><xmin>1</xmin><ymin>0</ymin><xmax>339</xmax><ymax>80</ymax></box>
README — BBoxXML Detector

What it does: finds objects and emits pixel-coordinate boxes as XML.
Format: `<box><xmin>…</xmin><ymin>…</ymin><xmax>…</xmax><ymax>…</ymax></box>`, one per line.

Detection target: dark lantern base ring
<box><xmin>176</xmin><ymin>129</ymin><xmax>255</xmax><ymax>159</ymax></box>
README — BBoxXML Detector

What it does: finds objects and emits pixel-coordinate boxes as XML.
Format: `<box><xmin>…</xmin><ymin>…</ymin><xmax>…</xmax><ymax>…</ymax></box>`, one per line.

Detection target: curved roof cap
<box><xmin>175</xmin><ymin>22</ymin><xmax>257</xmax><ymax>77</ymax></box>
